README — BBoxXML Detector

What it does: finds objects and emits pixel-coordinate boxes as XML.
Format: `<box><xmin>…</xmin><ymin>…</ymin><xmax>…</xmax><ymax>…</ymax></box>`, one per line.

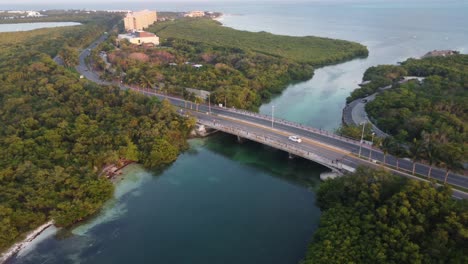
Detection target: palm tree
<box><xmin>380</xmin><ymin>137</ymin><xmax>393</xmax><ymax>167</ymax></box>
<box><xmin>194</xmin><ymin>97</ymin><xmax>202</xmax><ymax>112</ymax></box>
<box><xmin>440</xmin><ymin>144</ymin><xmax>463</xmax><ymax>184</ymax></box>
<box><xmin>139</xmin><ymin>75</ymin><xmax>153</xmax><ymax>89</ymax></box>
<box><xmin>392</xmin><ymin>139</ymin><xmax>408</xmax><ymax>171</ymax></box>
<box><xmin>409</xmin><ymin>138</ymin><xmax>424</xmax><ymax>175</ymax></box>
<box><xmin>422</xmin><ymin>132</ymin><xmax>440</xmax><ymax>179</ymax></box>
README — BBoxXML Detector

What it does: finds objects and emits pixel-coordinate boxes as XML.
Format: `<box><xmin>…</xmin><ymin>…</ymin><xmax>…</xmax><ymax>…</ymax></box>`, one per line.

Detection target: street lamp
<box><xmin>358</xmin><ymin>122</ymin><xmax>366</xmax><ymax>158</ymax></box>
<box><xmin>271</xmin><ymin>105</ymin><xmax>275</xmax><ymax>128</ymax></box>
<box><xmin>369</xmin><ymin>132</ymin><xmax>375</xmax><ymax>161</ymax></box>
<box><xmin>208</xmin><ymin>93</ymin><xmax>211</xmax><ymax>114</ymax></box>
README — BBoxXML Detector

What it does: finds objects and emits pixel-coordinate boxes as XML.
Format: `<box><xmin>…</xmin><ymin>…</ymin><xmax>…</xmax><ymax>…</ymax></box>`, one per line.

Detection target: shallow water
<box><xmin>10</xmin><ymin>135</ymin><xmax>323</xmax><ymax>264</ymax></box>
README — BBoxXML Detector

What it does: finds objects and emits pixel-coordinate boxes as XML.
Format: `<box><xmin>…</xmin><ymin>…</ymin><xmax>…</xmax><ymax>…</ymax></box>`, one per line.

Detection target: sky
<box><xmin>1</xmin><ymin>0</ymin><xmax>464</xmax><ymax>9</ymax></box>
<box><xmin>2</xmin><ymin>0</ymin><xmax>443</xmax><ymax>3</ymax></box>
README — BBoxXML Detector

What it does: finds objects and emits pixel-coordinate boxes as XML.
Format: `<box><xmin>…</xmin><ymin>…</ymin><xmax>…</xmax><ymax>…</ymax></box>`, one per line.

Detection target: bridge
<box><xmin>134</xmin><ymin>88</ymin><xmax>468</xmax><ymax>195</ymax></box>
<box><xmin>76</xmin><ymin>33</ymin><xmax>468</xmax><ymax>199</ymax></box>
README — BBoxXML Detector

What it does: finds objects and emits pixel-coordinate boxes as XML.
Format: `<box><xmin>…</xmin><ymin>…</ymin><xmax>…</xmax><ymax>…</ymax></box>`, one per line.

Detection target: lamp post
<box><xmin>358</xmin><ymin>122</ymin><xmax>366</xmax><ymax>158</ymax></box>
<box><xmin>369</xmin><ymin>132</ymin><xmax>375</xmax><ymax>161</ymax></box>
<box><xmin>271</xmin><ymin>105</ymin><xmax>275</xmax><ymax>128</ymax></box>
<box><xmin>208</xmin><ymin>93</ymin><xmax>211</xmax><ymax>114</ymax></box>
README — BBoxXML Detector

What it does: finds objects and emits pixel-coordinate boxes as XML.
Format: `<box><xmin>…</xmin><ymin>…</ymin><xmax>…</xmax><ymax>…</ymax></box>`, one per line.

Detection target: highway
<box><xmin>74</xmin><ymin>33</ymin><xmax>468</xmax><ymax>199</ymax></box>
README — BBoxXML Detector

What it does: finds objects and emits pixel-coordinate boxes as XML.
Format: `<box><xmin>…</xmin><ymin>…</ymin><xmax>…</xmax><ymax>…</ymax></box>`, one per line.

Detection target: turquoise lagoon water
<box><xmin>10</xmin><ymin>135</ymin><xmax>323</xmax><ymax>264</ymax></box>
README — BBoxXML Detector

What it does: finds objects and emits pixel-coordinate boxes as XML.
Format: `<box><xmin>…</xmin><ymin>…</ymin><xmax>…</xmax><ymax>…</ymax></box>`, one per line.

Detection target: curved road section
<box><xmin>75</xmin><ymin>33</ymin><xmax>468</xmax><ymax>199</ymax></box>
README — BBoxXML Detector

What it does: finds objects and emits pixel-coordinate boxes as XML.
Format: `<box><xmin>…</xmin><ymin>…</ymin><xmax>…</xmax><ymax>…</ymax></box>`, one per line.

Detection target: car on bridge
<box><xmin>288</xmin><ymin>135</ymin><xmax>302</xmax><ymax>143</ymax></box>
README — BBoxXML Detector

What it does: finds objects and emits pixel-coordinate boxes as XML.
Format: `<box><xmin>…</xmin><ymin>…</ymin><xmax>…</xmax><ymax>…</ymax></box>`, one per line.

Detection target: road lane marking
<box><xmin>214</xmin><ymin>114</ymin><xmax>351</xmax><ymax>155</ymax></box>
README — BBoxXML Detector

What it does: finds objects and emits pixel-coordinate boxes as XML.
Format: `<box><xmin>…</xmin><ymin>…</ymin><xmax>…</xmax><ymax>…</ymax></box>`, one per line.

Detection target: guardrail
<box><xmin>217</xmin><ymin>106</ymin><xmax>366</xmax><ymax>146</ymax></box>
<box><xmin>128</xmin><ymin>86</ymin><xmax>381</xmax><ymax>155</ymax></box>
<box><xmin>197</xmin><ymin>119</ymin><xmax>351</xmax><ymax>173</ymax></box>
<box><xmin>126</xmin><ymin>87</ymin><xmax>366</xmax><ymax>146</ymax></box>
<box><xmin>113</xmin><ymin>85</ymin><xmax>463</xmax><ymax>186</ymax></box>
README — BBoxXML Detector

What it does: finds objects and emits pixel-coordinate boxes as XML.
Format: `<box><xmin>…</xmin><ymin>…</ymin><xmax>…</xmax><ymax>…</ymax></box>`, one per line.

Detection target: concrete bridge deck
<box><xmin>135</xmin><ymin>88</ymin><xmax>468</xmax><ymax>199</ymax></box>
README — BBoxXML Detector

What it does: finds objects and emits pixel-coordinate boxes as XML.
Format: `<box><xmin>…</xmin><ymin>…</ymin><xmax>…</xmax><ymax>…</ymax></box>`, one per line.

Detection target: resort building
<box><xmin>117</xmin><ymin>31</ymin><xmax>160</xmax><ymax>46</ymax></box>
<box><xmin>184</xmin><ymin>11</ymin><xmax>205</xmax><ymax>18</ymax></box>
<box><xmin>124</xmin><ymin>10</ymin><xmax>157</xmax><ymax>31</ymax></box>
<box><xmin>422</xmin><ymin>50</ymin><xmax>459</xmax><ymax>58</ymax></box>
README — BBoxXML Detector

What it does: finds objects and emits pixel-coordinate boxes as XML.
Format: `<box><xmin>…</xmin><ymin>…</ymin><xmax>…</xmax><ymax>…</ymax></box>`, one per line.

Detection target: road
<box><xmin>343</xmin><ymin>77</ymin><xmax>426</xmax><ymax>137</ymax></box>
<box><xmin>130</xmin><ymin>87</ymin><xmax>468</xmax><ymax>198</ymax></box>
<box><xmin>74</xmin><ymin>33</ymin><xmax>468</xmax><ymax>199</ymax></box>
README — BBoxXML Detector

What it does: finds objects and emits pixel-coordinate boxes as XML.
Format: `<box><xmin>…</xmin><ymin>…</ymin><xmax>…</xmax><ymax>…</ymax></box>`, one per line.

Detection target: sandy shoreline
<box><xmin>0</xmin><ymin>220</ymin><xmax>55</xmax><ymax>264</ymax></box>
<box><xmin>0</xmin><ymin>162</ymin><xmax>136</xmax><ymax>263</ymax></box>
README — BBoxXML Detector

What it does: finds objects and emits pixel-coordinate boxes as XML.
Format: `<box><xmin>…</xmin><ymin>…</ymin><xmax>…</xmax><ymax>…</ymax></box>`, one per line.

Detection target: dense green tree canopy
<box><xmin>94</xmin><ymin>18</ymin><xmax>368</xmax><ymax>110</ymax></box>
<box><xmin>344</xmin><ymin>55</ymin><xmax>467</xmax><ymax>176</ymax></box>
<box><xmin>303</xmin><ymin>167</ymin><xmax>468</xmax><ymax>264</ymax></box>
<box><xmin>0</xmin><ymin>14</ymin><xmax>193</xmax><ymax>251</ymax></box>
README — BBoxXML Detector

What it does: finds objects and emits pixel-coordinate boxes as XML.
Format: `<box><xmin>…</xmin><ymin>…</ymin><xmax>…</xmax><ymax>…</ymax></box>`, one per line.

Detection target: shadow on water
<box><xmin>199</xmin><ymin>132</ymin><xmax>328</xmax><ymax>190</ymax></box>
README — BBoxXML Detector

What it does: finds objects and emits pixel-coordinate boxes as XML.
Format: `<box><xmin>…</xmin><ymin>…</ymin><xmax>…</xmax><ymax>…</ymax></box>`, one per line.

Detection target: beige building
<box><xmin>184</xmin><ymin>11</ymin><xmax>205</xmax><ymax>18</ymax></box>
<box><xmin>124</xmin><ymin>10</ymin><xmax>157</xmax><ymax>31</ymax></box>
<box><xmin>117</xmin><ymin>31</ymin><xmax>160</xmax><ymax>46</ymax></box>
<box><xmin>422</xmin><ymin>50</ymin><xmax>459</xmax><ymax>58</ymax></box>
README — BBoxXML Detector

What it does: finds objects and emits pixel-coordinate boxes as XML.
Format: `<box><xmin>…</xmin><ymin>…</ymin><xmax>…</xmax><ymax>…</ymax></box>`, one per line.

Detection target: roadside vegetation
<box><xmin>96</xmin><ymin>18</ymin><xmax>368</xmax><ymax>110</ymax></box>
<box><xmin>303</xmin><ymin>167</ymin><xmax>468</xmax><ymax>264</ymax></box>
<box><xmin>341</xmin><ymin>55</ymin><xmax>467</xmax><ymax>178</ymax></box>
<box><xmin>149</xmin><ymin>18</ymin><xmax>368</xmax><ymax>65</ymax></box>
<box><xmin>0</xmin><ymin>13</ymin><xmax>194</xmax><ymax>252</ymax></box>
<box><xmin>346</xmin><ymin>64</ymin><xmax>408</xmax><ymax>103</ymax></box>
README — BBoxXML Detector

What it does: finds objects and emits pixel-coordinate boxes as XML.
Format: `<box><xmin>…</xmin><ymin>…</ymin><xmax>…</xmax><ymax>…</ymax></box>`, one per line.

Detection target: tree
<box><xmin>380</xmin><ymin>137</ymin><xmax>393</xmax><ymax>166</ymax></box>
<box><xmin>439</xmin><ymin>143</ymin><xmax>464</xmax><ymax>184</ymax></box>
<box><xmin>422</xmin><ymin>132</ymin><xmax>440</xmax><ymax>179</ymax></box>
<box><xmin>409</xmin><ymin>138</ymin><xmax>424</xmax><ymax>175</ymax></box>
<box><xmin>304</xmin><ymin>167</ymin><xmax>468</xmax><ymax>264</ymax></box>
<box><xmin>58</xmin><ymin>45</ymin><xmax>79</xmax><ymax>67</ymax></box>
<box><xmin>143</xmin><ymin>139</ymin><xmax>179</xmax><ymax>168</ymax></box>
<box><xmin>381</xmin><ymin>137</ymin><xmax>406</xmax><ymax>170</ymax></box>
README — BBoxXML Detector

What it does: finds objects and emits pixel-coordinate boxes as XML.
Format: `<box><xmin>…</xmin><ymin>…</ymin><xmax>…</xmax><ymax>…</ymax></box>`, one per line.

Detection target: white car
<box><xmin>288</xmin><ymin>135</ymin><xmax>302</xmax><ymax>143</ymax></box>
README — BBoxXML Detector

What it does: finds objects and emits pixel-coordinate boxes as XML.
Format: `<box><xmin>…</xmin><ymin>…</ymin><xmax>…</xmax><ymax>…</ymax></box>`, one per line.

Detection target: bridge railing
<box><xmin>127</xmin><ymin>86</ymin><xmax>378</xmax><ymax>152</ymax></box>
<box><xmin>198</xmin><ymin>119</ymin><xmax>350</xmax><ymax>173</ymax></box>
<box><xmin>211</xmin><ymin>105</ymin><xmax>367</xmax><ymax>147</ymax></box>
